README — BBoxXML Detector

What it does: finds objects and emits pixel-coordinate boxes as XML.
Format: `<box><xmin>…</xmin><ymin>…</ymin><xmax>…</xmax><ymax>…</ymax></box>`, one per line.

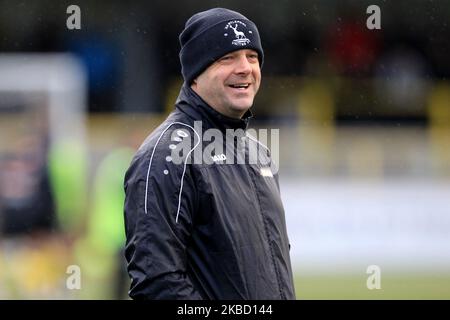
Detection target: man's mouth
<box><xmin>228</xmin><ymin>83</ymin><xmax>250</xmax><ymax>90</ymax></box>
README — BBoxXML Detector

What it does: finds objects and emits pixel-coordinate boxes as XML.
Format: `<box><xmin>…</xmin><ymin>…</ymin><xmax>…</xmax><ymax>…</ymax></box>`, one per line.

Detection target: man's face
<box><xmin>191</xmin><ymin>49</ymin><xmax>261</xmax><ymax>119</ymax></box>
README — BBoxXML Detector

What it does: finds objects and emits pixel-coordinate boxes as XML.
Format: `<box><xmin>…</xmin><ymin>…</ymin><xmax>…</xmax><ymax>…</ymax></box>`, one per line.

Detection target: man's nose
<box><xmin>234</xmin><ymin>55</ymin><xmax>252</xmax><ymax>75</ymax></box>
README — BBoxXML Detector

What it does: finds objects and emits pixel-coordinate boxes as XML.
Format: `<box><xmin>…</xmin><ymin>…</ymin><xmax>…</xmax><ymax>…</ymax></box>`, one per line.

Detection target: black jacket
<box><xmin>124</xmin><ymin>84</ymin><xmax>296</xmax><ymax>299</ymax></box>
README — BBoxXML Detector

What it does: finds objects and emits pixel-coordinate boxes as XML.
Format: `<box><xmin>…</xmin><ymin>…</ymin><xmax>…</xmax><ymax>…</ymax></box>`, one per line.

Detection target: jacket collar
<box><xmin>175</xmin><ymin>83</ymin><xmax>253</xmax><ymax>132</ymax></box>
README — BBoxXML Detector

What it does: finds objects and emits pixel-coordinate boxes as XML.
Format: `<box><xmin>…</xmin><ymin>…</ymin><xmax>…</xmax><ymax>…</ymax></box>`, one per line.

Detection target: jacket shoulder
<box><xmin>125</xmin><ymin>114</ymin><xmax>200</xmax><ymax>184</ymax></box>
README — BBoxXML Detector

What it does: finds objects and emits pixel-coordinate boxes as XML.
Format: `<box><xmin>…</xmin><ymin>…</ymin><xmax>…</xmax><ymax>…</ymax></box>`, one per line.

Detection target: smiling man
<box><xmin>191</xmin><ymin>48</ymin><xmax>261</xmax><ymax>119</ymax></box>
<box><xmin>124</xmin><ymin>8</ymin><xmax>296</xmax><ymax>300</ymax></box>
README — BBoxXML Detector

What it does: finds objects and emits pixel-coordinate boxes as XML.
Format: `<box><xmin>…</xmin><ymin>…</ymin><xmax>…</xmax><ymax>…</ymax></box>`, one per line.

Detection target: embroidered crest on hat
<box><xmin>224</xmin><ymin>20</ymin><xmax>251</xmax><ymax>46</ymax></box>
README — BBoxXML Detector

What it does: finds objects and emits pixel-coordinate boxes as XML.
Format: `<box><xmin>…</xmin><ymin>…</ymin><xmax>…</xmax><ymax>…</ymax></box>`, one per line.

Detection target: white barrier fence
<box><xmin>281</xmin><ymin>177</ymin><xmax>450</xmax><ymax>273</ymax></box>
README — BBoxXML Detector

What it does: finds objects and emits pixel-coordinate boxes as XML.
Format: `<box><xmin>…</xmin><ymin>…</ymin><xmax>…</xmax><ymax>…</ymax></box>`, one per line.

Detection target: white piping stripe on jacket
<box><xmin>144</xmin><ymin>122</ymin><xmax>201</xmax><ymax>223</ymax></box>
<box><xmin>246</xmin><ymin>133</ymin><xmax>269</xmax><ymax>151</ymax></box>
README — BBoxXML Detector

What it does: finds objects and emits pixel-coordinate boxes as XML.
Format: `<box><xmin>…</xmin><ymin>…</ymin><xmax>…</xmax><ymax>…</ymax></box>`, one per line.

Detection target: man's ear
<box><xmin>190</xmin><ymin>78</ymin><xmax>197</xmax><ymax>90</ymax></box>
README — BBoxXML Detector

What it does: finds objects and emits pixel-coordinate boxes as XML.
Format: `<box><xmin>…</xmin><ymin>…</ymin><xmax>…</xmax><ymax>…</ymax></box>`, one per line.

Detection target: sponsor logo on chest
<box><xmin>212</xmin><ymin>153</ymin><xmax>227</xmax><ymax>162</ymax></box>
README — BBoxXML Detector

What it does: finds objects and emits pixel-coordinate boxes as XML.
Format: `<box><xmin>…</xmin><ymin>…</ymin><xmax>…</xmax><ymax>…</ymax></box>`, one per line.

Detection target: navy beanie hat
<box><xmin>179</xmin><ymin>8</ymin><xmax>264</xmax><ymax>84</ymax></box>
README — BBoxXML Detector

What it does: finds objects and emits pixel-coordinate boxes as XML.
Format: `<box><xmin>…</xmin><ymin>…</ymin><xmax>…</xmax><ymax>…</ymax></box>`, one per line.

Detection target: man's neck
<box><xmin>190</xmin><ymin>85</ymin><xmax>246</xmax><ymax>119</ymax></box>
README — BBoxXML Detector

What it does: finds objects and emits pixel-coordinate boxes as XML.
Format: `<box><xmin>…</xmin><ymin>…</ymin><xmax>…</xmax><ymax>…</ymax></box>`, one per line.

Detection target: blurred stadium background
<box><xmin>1</xmin><ymin>0</ymin><xmax>450</xmax><ymax>299</ymax></box>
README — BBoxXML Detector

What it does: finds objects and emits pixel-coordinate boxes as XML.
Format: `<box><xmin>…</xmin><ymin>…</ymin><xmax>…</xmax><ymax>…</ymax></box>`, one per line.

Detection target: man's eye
<box><xmin>221</xmin><ymin>56</ymin><xmax>233</xmax><ymax>61</ymax></box>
